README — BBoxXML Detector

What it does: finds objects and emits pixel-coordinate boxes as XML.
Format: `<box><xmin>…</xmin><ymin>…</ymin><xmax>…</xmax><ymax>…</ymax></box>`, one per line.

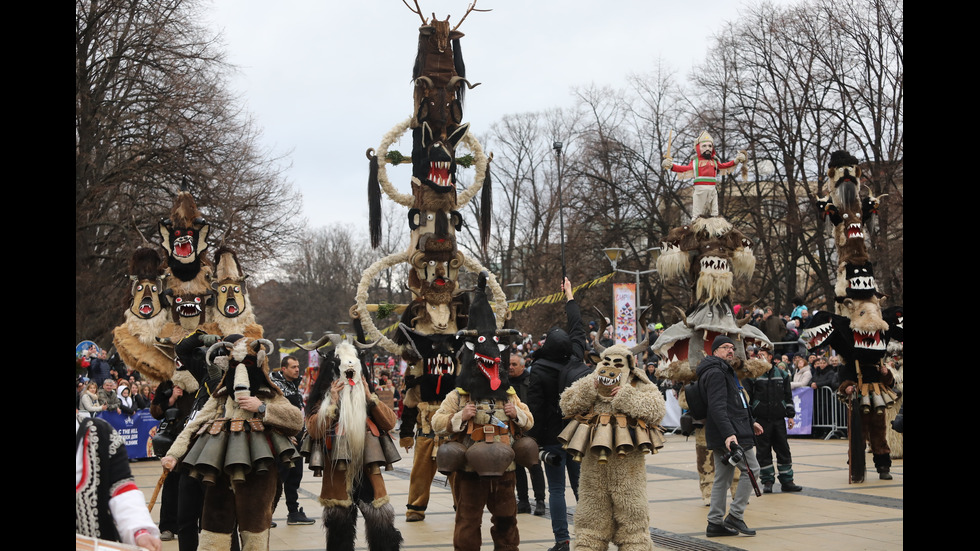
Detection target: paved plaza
<box><xmin>131</xmin><ymin>432</ymin><xmax>903</xmax><ymax>551</ymax></box>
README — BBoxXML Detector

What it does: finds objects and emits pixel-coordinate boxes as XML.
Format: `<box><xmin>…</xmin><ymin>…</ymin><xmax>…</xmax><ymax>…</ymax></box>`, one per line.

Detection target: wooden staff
<box><xmin>147</xmin><ymin>469</ymin><xmax>169</xmax><ymax>512</ymax></box>
<box><xmin>665</xmin><ymin>129</ymin><xmax>673</xmax><ymax>161</ymax></box>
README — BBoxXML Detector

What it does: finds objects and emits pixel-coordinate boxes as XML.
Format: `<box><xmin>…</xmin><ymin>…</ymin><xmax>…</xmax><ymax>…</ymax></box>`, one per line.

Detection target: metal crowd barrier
<box><xmin>811</xmin><ymin>386</ymin><xmax>847</xmax><ymax>439</ymax></box>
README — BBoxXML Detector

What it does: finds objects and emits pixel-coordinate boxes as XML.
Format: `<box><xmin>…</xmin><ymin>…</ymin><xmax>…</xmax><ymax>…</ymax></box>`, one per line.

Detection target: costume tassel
<box><xmin>368</xmin><ymin>148</ymin><xmax>382</xmax><ymax>248</ymax></box>
<box><xmin>480</xmin><ymin>158</ymin><xmax>492</xmax><ymax>251</ymax></box>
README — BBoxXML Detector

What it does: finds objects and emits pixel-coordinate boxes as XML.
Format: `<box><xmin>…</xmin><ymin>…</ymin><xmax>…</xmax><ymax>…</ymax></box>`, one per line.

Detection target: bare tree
<box><xmin>76</xmin><ymin>0</ymin><xmax>302</xmax><ymax>346</ymax></box>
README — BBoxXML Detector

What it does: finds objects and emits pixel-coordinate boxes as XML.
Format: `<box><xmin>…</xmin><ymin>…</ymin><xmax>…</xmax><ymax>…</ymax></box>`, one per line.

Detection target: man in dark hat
<box><xmin>697</xmin><ymin>335</ymin><xmax>763</xmax><ymax>538</ymax></box>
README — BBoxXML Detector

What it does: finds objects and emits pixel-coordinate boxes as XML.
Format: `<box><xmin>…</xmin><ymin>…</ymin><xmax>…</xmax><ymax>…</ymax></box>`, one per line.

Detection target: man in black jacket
<box><xmin>527</xmin><ymin>278</ymin><xmax>591</xmax><ymax>551</ymax></box>
<box><xmin>271</xmin><ymin>355</ymin><xmax>315</xmax><ymax>526</ymax></box>
<box><xmin>697</xmin><ymin>335</ymin><xmax>763</xmax><ymax>538</ymax></box>
<box><xmin>746</xmin><ymin>350</ymin><xmax>802</xmax><ymax>493</ymax></box>
<box><xmin>509</xmin><ymin>352</ymin><xmax>546</xmax><ymax>515</ymax></box>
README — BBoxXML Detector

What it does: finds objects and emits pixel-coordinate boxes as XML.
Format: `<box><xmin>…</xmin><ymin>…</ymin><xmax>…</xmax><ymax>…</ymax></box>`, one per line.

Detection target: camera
<box><xmin>539</xmin><ymin>448</ymin><xmax>563</xmax><ymax>467</ymax></box>
<box><xmin>722</xmin><ymin>443</ymin><xmax>745</xmax><ymax>467</ymax></box>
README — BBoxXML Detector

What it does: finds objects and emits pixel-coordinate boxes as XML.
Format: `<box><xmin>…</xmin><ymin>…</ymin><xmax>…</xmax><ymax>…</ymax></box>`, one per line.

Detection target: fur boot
<box><xmin>240</xmin><ymin>529</ymin><xmax>270</xmax><ymax>551</ymax></box>
<box><xmin>199</xmin><ymin>529</ymin><xmax>233</xmax><ymax>550</ymax></box>
<box><xmin>322</xmin><ymin>504</ymin><xmax>357</xmax><ymax>551</ymax></box>
<box><xmin>359</xmin><ymin>498</ymin><xmax>403</xmax><ymax>551</ymax></box>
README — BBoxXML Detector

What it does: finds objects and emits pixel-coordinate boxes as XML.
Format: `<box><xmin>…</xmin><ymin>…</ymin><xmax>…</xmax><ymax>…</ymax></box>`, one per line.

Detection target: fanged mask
<box><xmin>170</xmin><ymin>292</ymin><xmax>210</xmax><ymax>331</ymax></box>
<box><xmin>215</xmin><ymin>281</ymin><xmax>246</xmax><ymax>318</ymax></box>
<box><xmin>466</xmin><ymin>334</ymin><xmax>506</xmax><ymax>391</ymax></box>
<box><xmin>594</xmin><ymin>364</ymin><xmax>626</xmax><ymax>398</ymax></box>
<box><xmin>130</xmin><ymin>278</ymin><xmax>165</xmax><ymax>319</ymax></box>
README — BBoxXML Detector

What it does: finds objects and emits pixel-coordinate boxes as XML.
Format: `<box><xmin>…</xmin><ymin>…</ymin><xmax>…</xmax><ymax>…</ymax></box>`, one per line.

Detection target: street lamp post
<box><xmin>554</xmin><ymin>141</ymin><xmax>566</xmax><ymax>280</ymax></box>
<box><xmin>602</xmin><ymin>247</ymin><xmax>660</xmax><ymax>339</ymax></box>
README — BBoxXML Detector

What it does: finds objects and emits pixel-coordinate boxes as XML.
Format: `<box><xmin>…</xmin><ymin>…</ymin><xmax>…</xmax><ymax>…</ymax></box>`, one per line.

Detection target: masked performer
<box><xmin>431</xmin><ymin>273</ymin><xmax>532</xmax><ymax>551</ymax></box>
<box><xmin>558</xmin><ymin>339</ymin><xmax>666</xmax><ymax>551</ymax></box>
<box><xmin>161</xmin><ymin>335</ymin><xmax>303</xmax><ymax>550</ymax></box>
<box><xmin>305</xmin><ymin>338</ymin><xmax>402</xmax><ymax>551</ymax></box>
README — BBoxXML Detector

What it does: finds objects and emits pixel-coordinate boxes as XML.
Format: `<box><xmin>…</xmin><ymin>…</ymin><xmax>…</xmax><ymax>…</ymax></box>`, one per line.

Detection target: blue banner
<box><xmin>92</xmin><ymin>409</ymin><xmax>161</xmax><ymax>459</ymax></box>
<box><xmin>788</xmin><ymin>387</ymin><xmax>813</xmax><ymax>435</ymax></box>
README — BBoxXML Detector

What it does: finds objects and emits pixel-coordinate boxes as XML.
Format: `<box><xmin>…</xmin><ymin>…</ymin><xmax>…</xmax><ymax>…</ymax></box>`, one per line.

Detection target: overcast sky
<box><xmin>204</xmin><ymin>0</ymin><xmax>788</xmax><ymax>234</ymax></box>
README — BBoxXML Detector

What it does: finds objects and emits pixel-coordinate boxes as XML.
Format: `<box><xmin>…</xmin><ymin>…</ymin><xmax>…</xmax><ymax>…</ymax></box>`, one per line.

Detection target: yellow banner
<box><xmin>373</xmin><ymin>272</ymin><xmax>616</xmax><ymax>334</ymax></box>
<box><xmin>508</xmin><ymin>272</ymin><xmax>616</xmax><ymax>312</ymax></box>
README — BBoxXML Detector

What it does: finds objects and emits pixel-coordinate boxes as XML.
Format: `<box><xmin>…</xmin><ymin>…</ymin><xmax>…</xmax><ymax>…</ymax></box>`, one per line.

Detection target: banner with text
<box><xmin>613</xmin><ymin>283</ymin><xmax>637</xmax><ymax>347</ymax></box>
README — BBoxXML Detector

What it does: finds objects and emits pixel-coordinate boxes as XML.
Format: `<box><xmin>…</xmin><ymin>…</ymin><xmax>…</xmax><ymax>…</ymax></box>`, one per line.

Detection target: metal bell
<box><xmin>269</xmin><ymin>431</ymin><xmax>300</xmax><ymax>467</ymax></box>
<box><xmin>299</xmin><ymin>434</ymin><xmax>313</xmax><ymax>460</ymax></box>
<box><xmin>194</xmin><ymin>431</ymin><xmax>228</xmax><ymax>486</ymax></box>
<box><xmin>309</xmin><ymin>439</ymin><xmax>325</xmax><ymax>477</ymax></box>
<box><xmin>871</xmin><ymin>392</ymin><xmax>886</xmax><ymax>415</ymax></box>
<box><xmin>331</xmin><ymin>435</ymin><xmax>352</xmax><ymax>471</ymax></box>
<box><xmin>565</xmin><ymin>422</ymin><xmax>592</xmax><ymax>462</ymax></box>
<box><xmin>378</xmin><ymin>433</ymin><xmax>402</xmax><ymax>470</ymax></box>
<box><xmin>512</xmin><ymin>435</ymin><xmax>540</xmax><ymax>468</ymax></box>
<box><xmin>465</xmin><ymin>441</ymin><xmax>515</xmax><ymax>476</ymax></box>
<box><xmin>557</xmin><ymin>419</ymin><xmax>580</xmax><ymax>449</ymax></box>
<box><xmin>181</xmin><ymin>433</ymin><xmax>208</xmax><ymax>471</ymax></box>
<box><xmin>364</xmin><ymin>433</ymin><xmax>387</xmax><ymax>467</ymax></box>
<box><xmin>633</xmin><ymin>420</ymin><xmax>653</xmax><ymax>454</ymax></box>
<box><xmin>224</xmin><ymin>431</ymin><xmax>252</xmax><ymax>483</ymax></box>
<box><xmin>590</xmin><ymin>418</ymin><xmax>614</xmax><ymax>464</ymax></box>
<box><xmin>436</xmin><ymin>440</ymin><xmax>468</xmax><ymax>475</ymax></box>
<box><xmin>649</xmin><ymin>425</ymin><xmax>666</xmax><ymax>452</ymax></box>
<box><xmin>613</xmin><ymin>417</ymin><xmax>634</xmax><ymax>456</ymax></box>
<box><xmin>248</xmin><ymin>431</ymin><xmax>275</xmax><ymax>475</ymax></box>
<box><xmin>860</xmin><ymin>392</ymin><xmax>872</xmax><ymax>414</ymax></box>
<box><xmin>881</xmin><ymin>387</ymin><xmax>897</xmax><ymax>408</ymax></box>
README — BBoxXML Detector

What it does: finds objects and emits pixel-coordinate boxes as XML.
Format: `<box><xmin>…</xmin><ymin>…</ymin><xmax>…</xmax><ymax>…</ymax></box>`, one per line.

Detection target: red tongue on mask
<box><xmin>175</xmin><ymin>242</ymin><xmax>192</xmax><ymax>257</ymax></box>
<box><xmin>476</xmin><ymin>354</ymin><xmax>501</xmax><ymax>390</ymax></box>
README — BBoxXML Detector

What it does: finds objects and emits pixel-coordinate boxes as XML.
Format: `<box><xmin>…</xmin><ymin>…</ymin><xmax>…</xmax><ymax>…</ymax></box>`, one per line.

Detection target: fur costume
<box><xmin>303</xmin><ymin>337</ymin><xmax>403</xmax><ymax>551</ymax></box>
<box><xmin>430</xmin><ymin>273</ymin><xmax>530</xmax><ymax>551</ymax></box>
<box><xmin>164</xmin><ymin>336</ymin><xmax>303</xmax><ymax>551</ymax></box>
<box><xmin>803</xmin><ymin>150</ymin><xmax>903</xmax><ymax>483</ymax></box>
<box><xmin>395</xmin><ymin>326</ymin><xmax>460</xmax><ymax>521</ymax></box>
<box><xmin>558</xmin><ymin>342</ymin><xmax>666</xmax><ymax>551</ymax></box>
<box><xmin>114</xmin><ymin>185</ymin><xmax>217</xmax><ymax>383</ymax></box>
<box><xmin>113</xmin><ymin>247</ymin><xmax>174</xmax><ymax>384</ymax></box>
<box><xmin>661</xmin><ymin>131</ymin><xmax>746</xmax><ymax>218</ymax></box>
<box><xmin>884</xmin><ymin>341</ymin><xmax>903</xmax><ymax>459</ymax></box>
<box><xmin>200</xmin><ymin>247</ymin><xmax>263</xmax><ymax>340</ymax></box>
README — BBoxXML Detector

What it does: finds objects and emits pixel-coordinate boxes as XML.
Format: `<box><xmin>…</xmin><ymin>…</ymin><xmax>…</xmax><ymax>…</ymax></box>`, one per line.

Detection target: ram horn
<box><xmin>630</xmin><ymin>306</ymin><xmax>655</xmax><ymax>356</ymax></box>
<box><xmin>592</xmin><ymin>306</ymin><xmax>608</xmax><ymax>354</ymax></box>
<box><xmin>206</xmin><ymin>341</ymin><xmax>233</xmax><ymax>366</ymax></box>
<box><xmin>251</xmin><ymin>338</ymin><xmax>275</xmax><ymax>355</ymax></box>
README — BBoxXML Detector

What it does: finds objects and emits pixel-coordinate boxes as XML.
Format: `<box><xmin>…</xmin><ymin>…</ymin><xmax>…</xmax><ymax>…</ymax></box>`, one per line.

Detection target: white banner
<box><xmin>613</xmin><ymin>283</ymin><xmax>637</xmax><ymax>347</ymax></box>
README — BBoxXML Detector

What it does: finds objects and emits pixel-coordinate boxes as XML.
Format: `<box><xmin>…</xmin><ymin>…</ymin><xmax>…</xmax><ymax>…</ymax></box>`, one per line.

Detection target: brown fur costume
<box><xmin>305</xmin><ymin>340</ymin><xmax>402</xmax><ymax>551</ymax></box>
<box><xmin>559</xmin><ymin>344</ymin><xmax>666</xmax><ymax>551</ymax></box>
<box><xmin>164</xmin><ymin>337</ymin><xmax>303</xmax><ymax>551</ymax></box>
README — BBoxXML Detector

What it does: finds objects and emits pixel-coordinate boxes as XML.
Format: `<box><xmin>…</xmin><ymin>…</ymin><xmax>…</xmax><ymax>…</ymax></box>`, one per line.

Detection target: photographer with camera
<box><xmin>697</xmin><ymin>335</ymin><xmax>764</xmax><ymax>538</ymax></box>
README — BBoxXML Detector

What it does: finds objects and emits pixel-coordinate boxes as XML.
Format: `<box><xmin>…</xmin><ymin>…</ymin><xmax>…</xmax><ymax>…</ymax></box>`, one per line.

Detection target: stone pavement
<box><xmin>131</xmin><ymin>432</ymin><xmax>902</xmax><ymax>551</ymax></box>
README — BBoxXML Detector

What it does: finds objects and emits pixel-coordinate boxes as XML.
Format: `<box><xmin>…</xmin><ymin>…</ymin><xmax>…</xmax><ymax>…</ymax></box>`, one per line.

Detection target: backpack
<box><xmin>683</xmin><ymin>378</ymin><xmax>708</xmax><ymax>420</ymax></box>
